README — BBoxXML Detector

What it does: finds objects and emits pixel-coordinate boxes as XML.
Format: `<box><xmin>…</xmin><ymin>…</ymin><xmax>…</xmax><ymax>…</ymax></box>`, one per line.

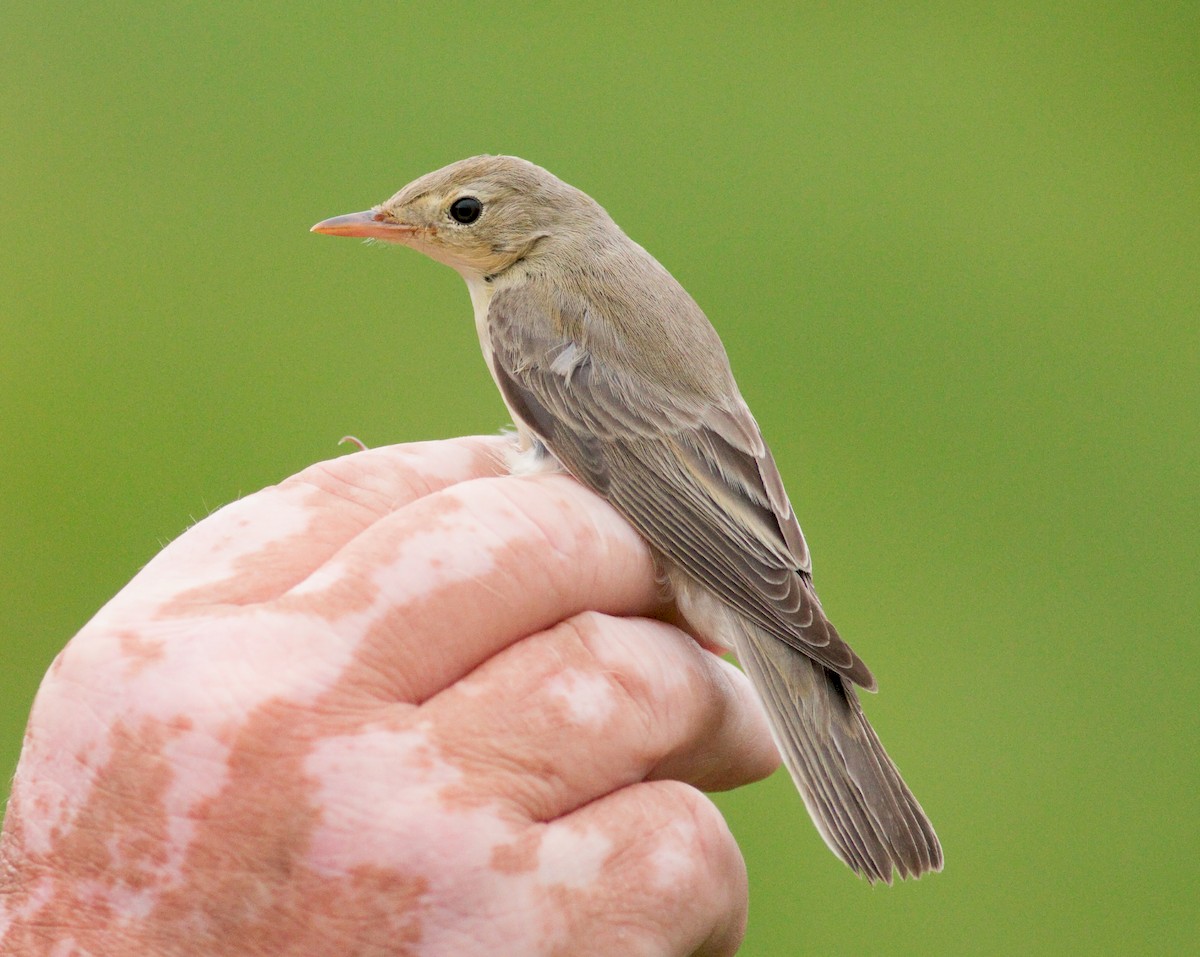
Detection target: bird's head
<box><xmin>312</xmin><ymin>155</ymin><xmax>604</xmax><ymax>279</ymax></box>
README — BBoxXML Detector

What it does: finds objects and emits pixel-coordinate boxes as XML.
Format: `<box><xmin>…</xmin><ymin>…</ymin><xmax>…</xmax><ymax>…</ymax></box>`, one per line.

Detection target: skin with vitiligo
<box><xmin>313</xmin><ymin>156</ymin><xmax>943</xmax><ymax>882</ymax></box>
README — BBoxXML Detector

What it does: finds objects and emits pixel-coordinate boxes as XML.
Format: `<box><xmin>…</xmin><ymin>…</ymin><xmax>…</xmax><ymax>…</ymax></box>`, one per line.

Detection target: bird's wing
<box><xmin>486</xmin><ymin>282</ymin><xmax>875</xmax><ymax>689</ymax></box>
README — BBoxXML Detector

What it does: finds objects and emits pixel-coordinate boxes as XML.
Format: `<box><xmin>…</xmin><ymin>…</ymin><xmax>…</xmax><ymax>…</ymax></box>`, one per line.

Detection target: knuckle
<box><xmin>557</xmin><ymin>613</ymin><xmax>663</xmax><ymax>738</ymax></box>
<box><xmin>610</xmin><ymin>782</ymin><xmax>746</xmax><ymax>954</ymax></box>
<box><xmin>655</xmin><ymin>781</ymin><xmax>745</xmax><ymax>889</ymax></box>
<box><xmin>284</xmin><ymin>454</ymin><xmax>409</xmax><ymax>515</ymax></box>
<box><xmin>656</xmin><ymin>779</ymin><xmax>727</xmax><ymax>843</ymax></box>
<box><xmin>287</xmin><ymin>457</ymin><xmax>371</xmax><ymax>499</ymax></box>
<box><xmin>485</xmin><ymin>475</ymin><xmax>598</xmax><ymax>567</ymax></box>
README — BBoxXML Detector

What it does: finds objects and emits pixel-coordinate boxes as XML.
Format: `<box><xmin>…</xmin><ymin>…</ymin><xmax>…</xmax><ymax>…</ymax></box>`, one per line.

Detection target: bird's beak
<box><xmin>310</xmin><ymin>210</ymin><xmax>418</xmax><ymax>242</ymax></box>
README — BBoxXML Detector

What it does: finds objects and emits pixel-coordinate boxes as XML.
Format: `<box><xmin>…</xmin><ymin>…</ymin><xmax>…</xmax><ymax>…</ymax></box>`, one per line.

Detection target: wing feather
<box><xmin>487</xmin><ymin>282</ymin><xmax>874</xmax><ymax>688</ymax></box>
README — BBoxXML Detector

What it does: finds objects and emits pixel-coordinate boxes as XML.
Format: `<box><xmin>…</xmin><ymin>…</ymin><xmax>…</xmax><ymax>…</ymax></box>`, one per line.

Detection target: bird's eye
<box><xmin>449</xmin><ymin>196</ymin><xmax>483</xmax><ymax>224</ymax></box>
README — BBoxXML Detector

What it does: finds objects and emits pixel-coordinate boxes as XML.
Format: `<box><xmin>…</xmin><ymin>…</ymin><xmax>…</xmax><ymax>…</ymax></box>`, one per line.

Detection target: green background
<box><xmin>2</xmin><ymin>2</ymin><xmax>1196</xmax><ymax>953</ymax></box>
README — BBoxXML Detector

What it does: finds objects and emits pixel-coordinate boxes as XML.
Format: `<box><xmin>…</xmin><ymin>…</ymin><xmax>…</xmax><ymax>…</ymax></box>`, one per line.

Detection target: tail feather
<box><xmin>732</xmin><ymin>620</ymin><xmax>943</xmax><ymax>883</ymax></box>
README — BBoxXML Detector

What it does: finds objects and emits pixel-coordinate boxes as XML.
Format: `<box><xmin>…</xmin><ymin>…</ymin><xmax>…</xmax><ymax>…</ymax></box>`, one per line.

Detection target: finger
<box><xmin>292</xmin><ymin>473</ymin><xmax>666</xmax><ymax>703</ymax></box>
<box><xmin>108</xmin><ymin>436</ymin><xmax>509</xmax><ymax>613</ymax></box>
<box><xmin>529</xmin><ymin>780</ymin><xmax>748</xmax><ymax>957</ymax></box>
<box><xmin>418</xmin><ymin>611</ymin><xmax>780</xmax><ymax>820</ymax></box>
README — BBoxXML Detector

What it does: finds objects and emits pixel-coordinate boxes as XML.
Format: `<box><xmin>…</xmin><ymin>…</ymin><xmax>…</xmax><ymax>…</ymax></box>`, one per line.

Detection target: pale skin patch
<box><xmin>0</xmin><ymin>438</ymin><xmax>777</xmax><ymax>956</ymax></box>
<box><xmin>541</xmin><ymin>669</ymin><xmax>620</xmax><ymax>727</ymax></box>
<box><xmin>645</xmin><ymin>815</ymin><xmax>701</xmax><ymax>890</ymax></box>
<box><xmin>303</xmin><ymin>723</ymin><xmax>475</xmax><ymax>874</ymax></box>
<box><xmin>535</xmin><ymin>824</ymin><xmax>612</xmax><ymax>889</ymax></box>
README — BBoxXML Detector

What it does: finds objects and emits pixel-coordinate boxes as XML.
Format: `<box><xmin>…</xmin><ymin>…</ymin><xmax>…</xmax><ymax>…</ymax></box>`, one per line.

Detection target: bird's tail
<box><xmin>731</xmin><ymin>619</ymin><xmax>943</xmax><ymax>882</ymax></box>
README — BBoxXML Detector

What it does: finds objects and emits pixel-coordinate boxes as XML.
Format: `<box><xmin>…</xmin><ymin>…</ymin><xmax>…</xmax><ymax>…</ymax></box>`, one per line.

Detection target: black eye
<box><xmin>449</xmin><ymin>196</ymin><xmax>482</xmax><ymax>224</ymax></box>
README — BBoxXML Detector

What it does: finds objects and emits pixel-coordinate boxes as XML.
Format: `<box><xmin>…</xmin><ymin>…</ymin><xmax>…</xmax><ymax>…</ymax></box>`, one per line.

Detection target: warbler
<box><xmin>312</xmin><ymin>155</ymin><xmax>942</xmax><ymax>882</ymax></box>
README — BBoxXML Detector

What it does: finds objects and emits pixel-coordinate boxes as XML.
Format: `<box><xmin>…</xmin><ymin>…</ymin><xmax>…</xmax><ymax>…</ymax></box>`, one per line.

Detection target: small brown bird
<box><xmin>312</xmin><ymin>156</ymin><xmax>942</xmax><ymax>882</ymax></box>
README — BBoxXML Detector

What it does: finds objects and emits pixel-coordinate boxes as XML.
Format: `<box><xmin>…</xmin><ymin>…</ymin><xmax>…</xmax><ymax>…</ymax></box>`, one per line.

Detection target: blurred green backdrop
<box><xmin>2</xmin><ymin>2</ymin><xmax>1196</xmax><ymax>953</ymax></box>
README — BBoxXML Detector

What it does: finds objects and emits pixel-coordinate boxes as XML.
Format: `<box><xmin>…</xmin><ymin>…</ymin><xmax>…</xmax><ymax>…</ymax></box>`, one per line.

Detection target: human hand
<box><xmin>0</xmin><ymin>436</ymin><xmax>779</xmax><ymax>956</ymax></box>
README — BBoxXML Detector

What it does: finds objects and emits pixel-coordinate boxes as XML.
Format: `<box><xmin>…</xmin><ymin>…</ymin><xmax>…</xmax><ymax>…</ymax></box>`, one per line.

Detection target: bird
<box><xmin>311</xmin><ymin>155</ymin><xmax>942</xmax><ymax>882</ymax></box>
